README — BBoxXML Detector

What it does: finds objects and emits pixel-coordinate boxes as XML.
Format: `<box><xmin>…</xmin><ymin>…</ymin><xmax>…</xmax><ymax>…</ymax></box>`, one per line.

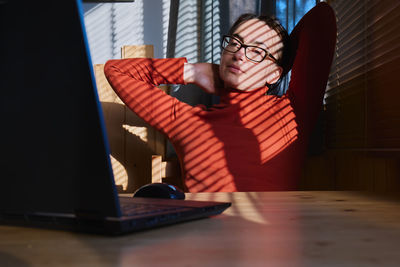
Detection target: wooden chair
<box><xmin>93</xmin><ymin>45</ymin><xmax>182</xmax><ymax>192</ymax></box>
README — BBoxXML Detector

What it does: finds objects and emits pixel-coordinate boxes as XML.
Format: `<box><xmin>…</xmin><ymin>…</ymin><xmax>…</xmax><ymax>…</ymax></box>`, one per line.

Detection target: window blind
<box><xmin>325</xmin><ymin>0</ymin><xmax>400</xmax><ymax>151</ymax></box>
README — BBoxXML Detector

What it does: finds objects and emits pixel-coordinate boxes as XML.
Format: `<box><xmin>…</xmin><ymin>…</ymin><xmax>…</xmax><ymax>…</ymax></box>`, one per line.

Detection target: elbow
<box><xmin>316</xmin><ymin>2</ymin><xmax>335</xmax><ymax>18</ymax></box>
<box><xmin>306</xmin><ymin>2</ymin><xmax>337</xmax><ymax>50</ymax></box>
<box><xmin>104</xmin><ymin>59</ymin><xmax>118</xmax><ymax>78</ymax></box>
<box><xmin>315</xmin><ymin>2</ymin><xmax>337</xmax><ymax>34</ymax></box>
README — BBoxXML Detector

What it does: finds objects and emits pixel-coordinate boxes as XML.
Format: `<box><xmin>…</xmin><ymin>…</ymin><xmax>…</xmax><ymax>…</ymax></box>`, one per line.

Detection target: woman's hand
<box><xmin>183</xmin><ymin>63</ymin><xmax>223</xmax><ymax>94</ymax></box>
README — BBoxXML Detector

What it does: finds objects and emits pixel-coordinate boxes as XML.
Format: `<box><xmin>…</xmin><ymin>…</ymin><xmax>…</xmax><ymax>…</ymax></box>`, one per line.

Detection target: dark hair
<box><xmin>227</xmin><ymin>14</ymin><xmax>292</xmax><ymax>95</ymax></box>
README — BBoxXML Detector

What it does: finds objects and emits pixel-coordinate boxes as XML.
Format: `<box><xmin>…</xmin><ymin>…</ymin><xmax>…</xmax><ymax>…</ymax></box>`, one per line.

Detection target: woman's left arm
<box><xmin>287</xmin><ymin>2</ymin><xmax>337</xmax><ymax>127</ymax></box>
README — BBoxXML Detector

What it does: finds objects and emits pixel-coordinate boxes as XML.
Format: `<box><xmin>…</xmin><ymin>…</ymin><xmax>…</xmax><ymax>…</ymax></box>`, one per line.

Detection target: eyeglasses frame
<box><xmin>221</xmin><ymin>35</ymin><xmax>278</xmax><ymax>63</ymax></box>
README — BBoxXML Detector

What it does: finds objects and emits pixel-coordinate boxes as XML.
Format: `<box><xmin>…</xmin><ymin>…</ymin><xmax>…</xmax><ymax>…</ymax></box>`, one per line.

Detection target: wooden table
<box><xmin>1</xmin><ymin>191</ymin><xmax>400</xmax><ymax>266</ymax></box>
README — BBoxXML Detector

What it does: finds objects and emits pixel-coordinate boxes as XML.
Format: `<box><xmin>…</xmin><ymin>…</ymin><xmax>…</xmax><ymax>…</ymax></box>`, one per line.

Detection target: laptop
<box><xmin>0</xmin><ymin>0</ymin><xmax>230</xmax><ymax>235</ymax></box>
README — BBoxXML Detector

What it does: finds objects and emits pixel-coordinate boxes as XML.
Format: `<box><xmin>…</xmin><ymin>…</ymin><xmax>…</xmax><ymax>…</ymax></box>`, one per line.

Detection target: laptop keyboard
<box><xmin>120</xmin><ymin>202</ymin><xmax>186</xmax><ymax>216</ymax></box>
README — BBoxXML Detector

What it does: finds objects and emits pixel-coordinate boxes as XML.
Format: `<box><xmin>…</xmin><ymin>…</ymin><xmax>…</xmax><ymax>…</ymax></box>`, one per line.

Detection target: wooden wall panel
<box><xmin>386</xmin><ymin>158</ymin><xmax>400</xmax><ymax>192</ymax></box>
<box><xmin>303</xmin><ymin>1</ymin><xmax>400</xmax><ymax>193</ymax></box>
<box><xmin>356</xmin><ymin>155</ymin><xmax>375</xmax><ymax>191</ymax></box>
<box><xmin>299</xmin><ymin>154</ymin><xmax>335</xmax><ymax>190</ymax></box>
<box><xmin>300</xmin><ymin>151</ymin><xmax>400</xmax><ymax>192</ymax></box>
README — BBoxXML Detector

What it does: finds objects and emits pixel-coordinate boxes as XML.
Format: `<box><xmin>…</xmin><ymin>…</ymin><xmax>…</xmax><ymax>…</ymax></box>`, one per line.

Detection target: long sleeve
<box><xmin>287</xmin><ymin>2</ymin><xmax>337</xmax><ymax>130</ymax></box>
<box><xmin>104</xmin><ymin>57</ymin><xmax>191</xmax><ymax>135</ymax></box>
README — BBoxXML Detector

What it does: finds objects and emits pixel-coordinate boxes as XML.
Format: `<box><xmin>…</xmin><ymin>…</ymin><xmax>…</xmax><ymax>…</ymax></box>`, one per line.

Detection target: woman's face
<box><xmin>219</xmin><ymin>19</ymin><xmax>283</xmax><ymax>91</ymax></box>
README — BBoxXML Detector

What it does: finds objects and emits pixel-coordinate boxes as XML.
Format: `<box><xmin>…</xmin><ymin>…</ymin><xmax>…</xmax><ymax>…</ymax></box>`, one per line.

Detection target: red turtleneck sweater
<box><xmin>104</xmin><ymin>3</ymin><xmax>336</xmax><ymax>192</ymax></box>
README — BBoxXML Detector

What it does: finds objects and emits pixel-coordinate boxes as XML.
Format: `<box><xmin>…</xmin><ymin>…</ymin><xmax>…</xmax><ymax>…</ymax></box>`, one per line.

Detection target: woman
<box><xmin>104</xmin><ymin>3</ymin><xmax>336</xmax><ymax>192</ymax></box>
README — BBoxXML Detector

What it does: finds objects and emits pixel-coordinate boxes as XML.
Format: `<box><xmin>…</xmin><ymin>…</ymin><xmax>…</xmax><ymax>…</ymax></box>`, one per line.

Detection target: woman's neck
<box><xmin>219</xmin><ymin>86</ymin><xmax>269</xmax><ymax>105</ymax></box>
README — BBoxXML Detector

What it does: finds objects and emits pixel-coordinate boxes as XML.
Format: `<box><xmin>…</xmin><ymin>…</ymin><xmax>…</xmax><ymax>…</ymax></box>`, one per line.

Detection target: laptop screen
<box><xmin>0</xmin><ymin>1</ymin><xmax>120</xmax><ymax>217</ymax></box>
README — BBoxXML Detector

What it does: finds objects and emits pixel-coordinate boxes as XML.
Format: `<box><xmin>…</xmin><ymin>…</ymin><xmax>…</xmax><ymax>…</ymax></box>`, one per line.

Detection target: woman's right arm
<box><xmin>104</xmin><ymin>57</ymin><xmax>192</xmax><ymax>133</ymax></box>
<box><xmin>184</xmin><ymin>62</ymin><xmax>223</xmax><ymax>95</ymax></box>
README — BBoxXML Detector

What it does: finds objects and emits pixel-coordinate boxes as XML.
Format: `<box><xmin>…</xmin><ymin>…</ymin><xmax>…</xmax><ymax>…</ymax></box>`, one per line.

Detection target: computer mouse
<box><xmin>133</xmin><ymin>183</ymin><xmax>185</xmax><ymax>200</ymax></box>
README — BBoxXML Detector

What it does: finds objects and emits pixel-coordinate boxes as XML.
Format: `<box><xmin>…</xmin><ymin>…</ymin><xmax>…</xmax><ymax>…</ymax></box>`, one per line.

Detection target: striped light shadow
<box><xmin>83</xmin><ymin>1</ymin><xmax>145</xmax><ymax>64</ymax></box>
<box><xmin>230</xmin><ymin>18</ymin><xmax>284</xmax><ymax>57</ymax></box>
<box><xmin>103</xmin><ymin>16</ymin><xmax>307</xmax><ymax>193</ymax></box>
<box><xmin>110</xmin><ymin>154</ymin><xmax>128</xmax><ymax>191</ymax></box>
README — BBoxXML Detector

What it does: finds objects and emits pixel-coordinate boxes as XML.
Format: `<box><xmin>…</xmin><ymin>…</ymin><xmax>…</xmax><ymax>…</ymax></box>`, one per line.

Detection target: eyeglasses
<box><xmin>221</xmin><ymin>35</ymin><xmax>277</xmax><ymax>63</ymax></box>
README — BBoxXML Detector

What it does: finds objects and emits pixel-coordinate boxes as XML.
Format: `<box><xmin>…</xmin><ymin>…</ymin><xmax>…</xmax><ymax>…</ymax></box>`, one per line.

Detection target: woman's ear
<box><xmin>266</xmin><ymin>66</ymin><xmax>283</xmax><ymax>85</ymax></box>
